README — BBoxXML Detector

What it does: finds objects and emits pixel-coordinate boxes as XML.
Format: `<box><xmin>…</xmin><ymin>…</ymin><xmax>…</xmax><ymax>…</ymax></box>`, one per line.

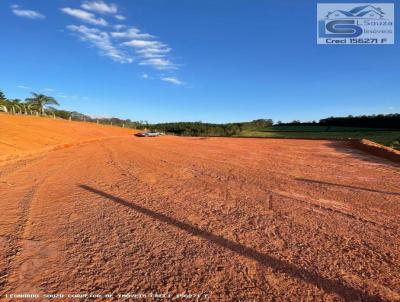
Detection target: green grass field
<box><xmin>237</xmin><ymin>126</ymin><xmax>400</xmax><ymax>150</ymax></box>
<box><xmin>260</xmin><ymin>125</ymin><xmax>390</xmax><ymax>132</ymax></box>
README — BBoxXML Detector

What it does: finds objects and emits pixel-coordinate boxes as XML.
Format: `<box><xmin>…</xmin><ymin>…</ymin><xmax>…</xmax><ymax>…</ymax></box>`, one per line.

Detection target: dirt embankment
<box><xmin>0</xmin><ymin>113</ymin><xmax>134</xmax><ymax>163</ymax></box>
<box><xmin>349</xmin><ymin>139</ymin><xmax>400</xmax><ymax>163</ymax></box>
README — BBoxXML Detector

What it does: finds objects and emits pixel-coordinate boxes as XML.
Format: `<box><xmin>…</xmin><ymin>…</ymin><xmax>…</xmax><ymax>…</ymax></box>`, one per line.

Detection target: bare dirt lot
<box><xmin>0</xmin><ymin>118</ymin><xmax>399</xmax><ymax>301</ymax></box>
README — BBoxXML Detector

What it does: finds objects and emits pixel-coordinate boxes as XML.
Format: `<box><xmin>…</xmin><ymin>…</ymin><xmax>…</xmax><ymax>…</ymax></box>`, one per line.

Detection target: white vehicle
<box><xmin>135</xmin><ymin>130</ymin><xmax>161</xmax><ymax>137</ymax></box>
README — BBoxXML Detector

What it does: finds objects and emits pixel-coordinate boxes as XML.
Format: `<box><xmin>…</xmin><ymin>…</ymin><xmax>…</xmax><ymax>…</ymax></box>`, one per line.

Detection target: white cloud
<box><xmin>67</xmin><ymin>25</ymin><xmax>133</xmax><ymax>63</ymax></box>
<box><xmin>122</xmin><ymin>39</ymin><xmax>175</xmax><ymax>69</ymax></box>
<box><xmin>119</xmin><ymin>35</ymin><xmax>177</xmax><ymax>70</ymax></box>
<box><xmin>43</xmin><ymin>88</ymin><xmax>55</xmax><ymax>92</ymax></box>
<box><xmin>81</xmin><ymin>1</ymin><xmax>118</xmax><ymax>14</ymax></box>
<box><xmin>139</xmin><ymin>58</ymin><xmax>176</xmax><ymax>70</ymax></box>
<box><xmin>136</xmin><ymin>47</ymin><xmax>171</xmax><ymax>54</ymax></box>
<box><xmin>142</xmin><ymin>73</ymin><xmax>149</xmax><ymax>79</ymax></box>
<box><xmin>57</xmin><ymin>93</ymin><xmax>69</xmax><ymax>99</ymax></box>
<box><xmin>61</xmin><ymin>8</ymin><xmax>108</xmax><ymax>26</ymax></box>
<box><xmin>61</xmin><ymin>3</ymin><xmax>181</xmax><ymax>73</ymax></box>
<box><xmin>114</xmin><ymin>24</ymin><xmax>126</xmax><ymax>30</ymax></box>
<box><xmin>122</xmin><ymin>39</ymin><xmax>163</xmax><ymax>48</ymax></box>
<box><xmin>111</xmin><ymin>27</ymin><xmax>153</xmax><ymax>39</ymax></box>
<box><xmin>11</xmin><ymin>5</ymin><xmax>45</xmax><ymax>19</ymax></box>
<box><xmin>161</xmin><ymin>77</ymin><xmax>183</xmax><ymax>85</ymax></box>
<box><xmin>138</xmin><ymin>51</ymin><xmax>168</xmax><ymax>59</ymax></box>
<box><xmin>55</xmin><ymin>93</ymin><xmax>87</xmax><ymax>100</ymax></box>
<box><xmin>136</xmin><ymin>47</ymin><xmax>171</xmax><ymax>59</ymax></box>
<box><xmin>18</xmin><ymin>85</ymin><xmax>31</xmax><ymax>89</ymax></box>
<box><xmin>115</xmin><ymin>15</ymin><xmax>126</xmax><ymax>20</ymax></box>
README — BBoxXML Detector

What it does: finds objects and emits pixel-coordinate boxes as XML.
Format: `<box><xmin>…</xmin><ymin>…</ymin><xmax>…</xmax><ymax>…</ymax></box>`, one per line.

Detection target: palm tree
<box><xmin>19</xmin><ymin>101</ymin><xmax>34</xmax><ymax>115</ymax></box>
<box><xmin>25</xmin><ymin>93</ymin><xmax>59</xmax><ymax>115</ymax></box>
<box><xmin>0</xmin><ymin>90</ymin><xmax>8</xmax><ymax>112</ymax></box>
<box><xmin>8</xmin><ymin>99</ymin><xmax>23</xmax><ymax>114</ymax></box>
<box><xmin>0</xmin><ymin>103</ymin><xmax>7</xmax><ymax>112</ymax></box>
<box><xmin>45</xmin><ymin>106</ymin><xmax>58</xmax><ymax>118</ymax></box>
<box><xmin>0</xmin><ymin>90</ymin><xmax>6</xmax><ymax>102</ymax></box>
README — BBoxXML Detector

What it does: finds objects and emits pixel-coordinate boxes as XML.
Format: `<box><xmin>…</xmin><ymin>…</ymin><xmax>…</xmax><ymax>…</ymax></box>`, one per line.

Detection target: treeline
<box><xmin>319</xmin><ymin>114</ymin><xmax>400</xmax><ymax>129</ymax></box>
<box><xmin>0</xmin><ymin>89</ymin><xmax>147</xmax><ymax>129</ymax></box>
<box><xmin>278</xmin><ymin>114</ymin><xmax>400</xmax><ymax>129</ymax></box>
<box><xmin>149</xmin><ymin>119</ymin><xmax>273</xmax><ymax>136</ymax></box>
<box><xmin>0</xmin><ymin>90</ymin><xmax>60</xmax><ymax>115</ymax></box>
<box><xmin>2</xmin><ymin>88</ymin><xmax>398</xmax><ymax>135</ymax></box>
<box><xmin>48</xmin><ymin>108</ymin><xmax>148</xmax><ymax>129</ymax></box>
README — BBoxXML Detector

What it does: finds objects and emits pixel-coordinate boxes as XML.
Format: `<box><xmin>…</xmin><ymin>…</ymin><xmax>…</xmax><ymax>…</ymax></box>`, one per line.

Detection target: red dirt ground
<box><xmin>0</xmin><ymin>116</ymin><xmax>399</xmax><ymax>301</ymax></box>
<box><xmin>0</xmin><ymin>113</ymin><xmax>133</xmax><ymax>163</ymax></box>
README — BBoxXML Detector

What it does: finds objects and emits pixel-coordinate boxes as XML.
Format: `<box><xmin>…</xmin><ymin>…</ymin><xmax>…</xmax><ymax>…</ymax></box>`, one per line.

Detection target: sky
<box><xmin>0</xmin><ymin>0</ymin><xmax>399</xmax><ymax>123</ymax></box>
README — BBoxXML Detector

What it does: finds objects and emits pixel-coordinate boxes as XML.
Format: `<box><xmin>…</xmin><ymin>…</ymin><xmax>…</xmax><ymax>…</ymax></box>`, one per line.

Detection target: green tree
<box><xmin>0</xmin><ymin>90</ymin><xmax>8</xmax><ymax>112</ymax></box>
<box><xmin>8</xmin><ymin>99</ymin><xmax>23</xmax><ymax>114</ymax></box>
<box><xmin>0</xmin><ymin>90</ymin><xmax>6</xmax><ymax>102</ymax></box>
<box><xmin>25</xmin><ymin>93</ymin><xmax>59</xmax><ymax>115</ymax></box>
<box><xmin>19</xmin><ymin>101</ymin><xmax>35</xmax><ymax>115</ymax></box>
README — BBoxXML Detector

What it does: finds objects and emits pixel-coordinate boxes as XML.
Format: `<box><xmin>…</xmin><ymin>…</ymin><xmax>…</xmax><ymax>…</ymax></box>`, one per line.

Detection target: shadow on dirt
<box><xmin>297</xmin><ymin>178</ymin><xmax>400</xmax><ymax>196</ymax></box>
<box><xmin>79</xmin><ymin>184</ymin><xmax>386</xmax><ymax>302</ymax></box>
<box><xmin>325</xmin><ymin>141</ymin><xmax>399</xmax><ymax>167</ymax></box>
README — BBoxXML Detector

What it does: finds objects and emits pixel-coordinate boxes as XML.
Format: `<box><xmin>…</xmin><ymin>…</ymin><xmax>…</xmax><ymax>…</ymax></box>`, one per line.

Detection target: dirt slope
<box><xmin>0</xmin><ymin>113</ymin><xmax>133</xmax><ymax>163</ymax></box>
<box><xmin>0</xmin><ymin>117</ymin><xmax>399</xmax><ymax>301</ymax></box>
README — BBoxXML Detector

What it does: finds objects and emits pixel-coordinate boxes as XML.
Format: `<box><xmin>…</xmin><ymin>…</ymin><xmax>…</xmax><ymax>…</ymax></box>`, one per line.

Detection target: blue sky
<box><xmin>0</xmin><ymin>0</ymin><xmax>399</xmax><ymax>123</ymax></box>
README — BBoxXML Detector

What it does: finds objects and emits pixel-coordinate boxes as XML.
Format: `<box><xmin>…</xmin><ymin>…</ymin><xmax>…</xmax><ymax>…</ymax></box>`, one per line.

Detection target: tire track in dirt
<box><xmin>0</xmin><ymin>183</ymin><xmax>39</xmax><ymax>295</ymax></box>
<box><xmin>103</xmin><ymin>138</ymin><xmax>398</xmax><ymax>239</ymax></box>
<box><xmin>89</xmin><ymin>139</ymin><xmax>395</xmax><ymax>301</ymax></box>
<box><xmin>1</xmin><ymin>141</ymin><xmax>111</xmax><ymax>297</ymax></box>
<box><xmin>1</xmin><ymin>136</ymin><xmax>399</xmax><ymax>301</ymax></box>
<box><xmin>96</xmin><ymin>142</ymin><xmax>275</xmax><ymax>297</ymax></box>
<box><xmin>186</xmin><ymin>160</ymin><xmax>400</xmax><ymax>232</ymax></box>
<box><xmin>0</xmin><ymin>148</ymin><xmax>76</xmax><ymax>296</ymax></box>
<box><xmin>269</xmin><ymin>190</ymin><xmax>398</xmax><ymax>231</ymax></box>
<box><xmin>0</xmin><ymin>155</ymin><xmax>45</xmax><ymax>179</ymax></box>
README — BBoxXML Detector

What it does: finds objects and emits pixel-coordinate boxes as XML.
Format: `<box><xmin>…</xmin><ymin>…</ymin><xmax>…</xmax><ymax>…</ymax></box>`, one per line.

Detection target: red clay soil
<box><xmin>350</xmin><ymin>139</ymin><xmax>400</xmax><ymax>163</ymax></box>
<box><xmin>0</xmin><ymin>113</ymin><xmax>133</xmax><ymax>163</ymax></box>
<box><xmin>0</xmin><ymin>119</ymin><xmax>399</xmax><ymax>301</ymax></box>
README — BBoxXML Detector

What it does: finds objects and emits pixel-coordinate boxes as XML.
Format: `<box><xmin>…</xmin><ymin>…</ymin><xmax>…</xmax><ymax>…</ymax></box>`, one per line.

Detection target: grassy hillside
<box><xmin>260</xmin><ymin>125</ymin><xmax>390</xmax><ymax>132</ymax></box>
<box><xmin>238</xmin><ymin>126</ymin><xmax>400</xmax><ymax>150</ymax></box>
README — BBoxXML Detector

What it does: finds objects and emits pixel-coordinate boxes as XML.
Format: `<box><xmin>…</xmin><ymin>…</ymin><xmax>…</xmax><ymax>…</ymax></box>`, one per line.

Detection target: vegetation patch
<box><xmin>1</xmin><ymin>88</ymin><xmax>399</xmax><ymax>149</ymax></box>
